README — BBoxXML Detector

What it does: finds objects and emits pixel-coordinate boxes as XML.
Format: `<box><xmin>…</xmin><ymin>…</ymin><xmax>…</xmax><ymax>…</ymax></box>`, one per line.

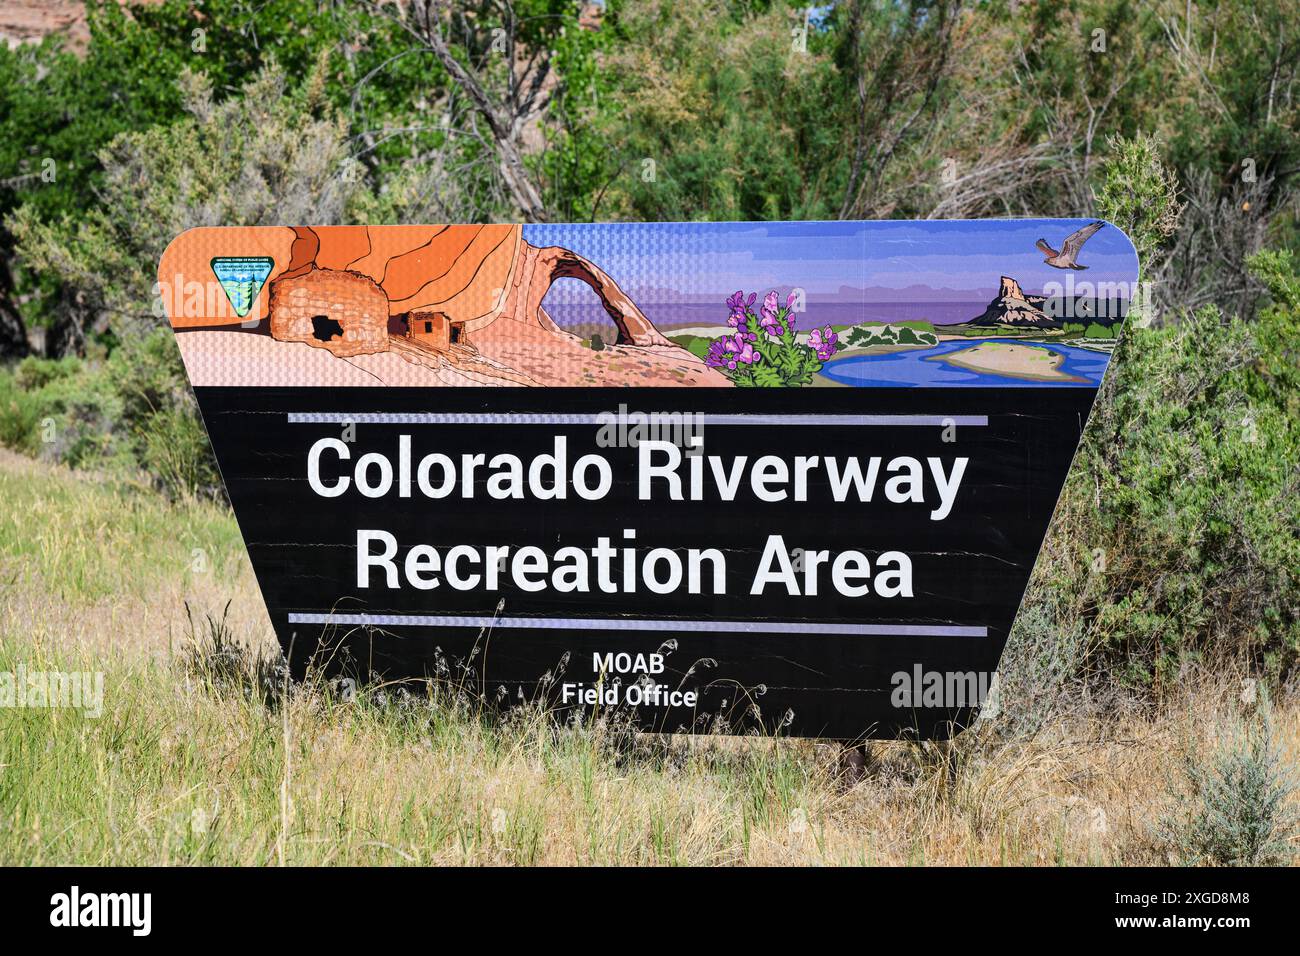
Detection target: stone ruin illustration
<box><xmin>165</xmin><ymin>224</ymin><xmax>726</xmax><ymax>388</ymax></box>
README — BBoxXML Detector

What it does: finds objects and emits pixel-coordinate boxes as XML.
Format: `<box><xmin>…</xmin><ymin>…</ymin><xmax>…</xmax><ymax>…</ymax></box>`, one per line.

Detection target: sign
<box><xmin>160</xmin><ymin>220</ymin><xmax>1137</xmax><ymax>738</ymax></box>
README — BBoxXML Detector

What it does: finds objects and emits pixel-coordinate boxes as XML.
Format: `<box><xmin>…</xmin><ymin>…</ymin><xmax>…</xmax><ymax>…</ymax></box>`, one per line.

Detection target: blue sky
<box><xmin>523</xmin><ymin>220</ymin><xmax>1139</xmax><ymax>302</ymax></box>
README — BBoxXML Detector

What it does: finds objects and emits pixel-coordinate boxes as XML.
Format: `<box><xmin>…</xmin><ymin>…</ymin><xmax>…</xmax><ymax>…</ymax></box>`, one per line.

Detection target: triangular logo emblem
<box><xmin>210</xmin><ymin>256</ymin><xmax>274</xmax><ymax>318</ymax></box>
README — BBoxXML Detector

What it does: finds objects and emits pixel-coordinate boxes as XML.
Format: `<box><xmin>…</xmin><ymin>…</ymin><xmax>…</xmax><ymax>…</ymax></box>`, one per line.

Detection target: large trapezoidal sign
<box><xmin>160</xmin><ymin>220</ymin><xmax>1137</xmax><ymax>739</ymax></box>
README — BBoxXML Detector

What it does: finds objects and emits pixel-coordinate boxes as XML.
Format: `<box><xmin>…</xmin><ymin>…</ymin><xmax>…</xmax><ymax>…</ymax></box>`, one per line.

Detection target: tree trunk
<box><xmin>0</xmin><ymin>231</ymin><xmax>29</xmax><ymax>358</ymax></box>
<box><xmin>0</xmin><ymin>303</ymin><xmax>27</xmax><ymax>358</ymax></box>
<box><xmin>497</xmin><ymin>138</ymin><xmax>548</xmax><ymax>223</ymax></box>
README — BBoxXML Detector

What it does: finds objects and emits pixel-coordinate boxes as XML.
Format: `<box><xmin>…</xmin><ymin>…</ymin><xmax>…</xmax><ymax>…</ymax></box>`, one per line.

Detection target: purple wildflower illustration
<box><xmin>704</xmin><ymin>287</ymin><xmax>841</xmax><ymax>386</ymax></box>
<box><xmin>808</xmin><ymin>326</ymin><xmax>839</xmax><ymax>362</ymax></box>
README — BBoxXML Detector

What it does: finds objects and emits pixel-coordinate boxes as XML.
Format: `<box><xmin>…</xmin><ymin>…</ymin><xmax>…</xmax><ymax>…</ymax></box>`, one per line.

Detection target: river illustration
<box><xmin>820</xmin><ymin>338</ymin><xmax>1113</xmax><ymax>388</ymax></box>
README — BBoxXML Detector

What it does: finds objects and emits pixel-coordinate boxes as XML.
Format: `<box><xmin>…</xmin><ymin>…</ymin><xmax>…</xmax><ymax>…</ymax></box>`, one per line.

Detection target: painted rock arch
<box><xmin>158</xmin><ymin>224</ymin><xmax>725</xmax><ymax>387</ymax></box>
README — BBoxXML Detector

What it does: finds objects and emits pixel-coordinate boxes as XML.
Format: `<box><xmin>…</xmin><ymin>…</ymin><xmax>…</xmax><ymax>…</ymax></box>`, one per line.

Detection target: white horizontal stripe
<box><xmin>287</xmin><ymin>412</ymin><xmax>987</xmax><ymax>427</ymax></box>
<box><xmin>287</xmin><ymin>612</ymin><xmax>986</xmax><ymax>638</ymax></box>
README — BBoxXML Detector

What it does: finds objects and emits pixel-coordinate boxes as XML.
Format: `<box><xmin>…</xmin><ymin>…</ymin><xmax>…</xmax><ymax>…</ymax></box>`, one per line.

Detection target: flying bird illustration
<box><xmin>1036</xmin><ymin>221</ymin><xmax>1104</xmax><ymax>270</ymax></box>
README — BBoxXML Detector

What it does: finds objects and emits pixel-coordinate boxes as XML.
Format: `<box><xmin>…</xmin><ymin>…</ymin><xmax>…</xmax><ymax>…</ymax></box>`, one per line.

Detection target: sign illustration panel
<box><xmin>160</xmin><ymin>220</ymin><xmax>1137</xmax><ymax>738</ymax></box>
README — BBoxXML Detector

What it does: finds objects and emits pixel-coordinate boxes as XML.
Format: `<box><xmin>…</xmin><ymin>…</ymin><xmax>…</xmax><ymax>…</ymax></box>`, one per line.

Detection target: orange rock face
<box><xmin>269</xmin><ymin>269</ymin><xmax>389</xmax><ymax>357</ymax></box>
<box><xmin>160</xmin><ymin>225</ymin><xmax>735</xmax><ymax>388</ymax></box>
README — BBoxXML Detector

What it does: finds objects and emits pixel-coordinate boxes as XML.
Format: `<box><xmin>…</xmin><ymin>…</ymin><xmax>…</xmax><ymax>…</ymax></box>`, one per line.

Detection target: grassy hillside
<box><xmin>1</xmin><ymin>449</ymin><xmax>1296</xmax><ymax>865</ymax></box>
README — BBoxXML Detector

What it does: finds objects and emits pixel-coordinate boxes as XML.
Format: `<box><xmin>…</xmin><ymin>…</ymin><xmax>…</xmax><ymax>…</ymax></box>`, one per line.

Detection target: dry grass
<box><xmin>0</xmin><ymin>448</ymin><xmax>268</xmax><ymax>659</ymax></box>
<box><xmin>1</xmin><ymin>447</ymin><xmax>1296</xmax><ymax>865</ymax></box>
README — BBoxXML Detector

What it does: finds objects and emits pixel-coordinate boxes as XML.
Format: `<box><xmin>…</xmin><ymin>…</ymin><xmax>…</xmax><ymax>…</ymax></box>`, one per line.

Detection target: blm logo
<box><xmin>210</xmin><ymin>256</ymin><xmax>273</xmax><ymax>317</ymax></box>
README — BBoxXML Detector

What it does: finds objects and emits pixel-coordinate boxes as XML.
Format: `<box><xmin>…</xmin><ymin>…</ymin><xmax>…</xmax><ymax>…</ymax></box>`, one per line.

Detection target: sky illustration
<box><xmin>523</xmin><ymin>220</ymin><xmax>1140</xmax><ymax>304</ymax></box>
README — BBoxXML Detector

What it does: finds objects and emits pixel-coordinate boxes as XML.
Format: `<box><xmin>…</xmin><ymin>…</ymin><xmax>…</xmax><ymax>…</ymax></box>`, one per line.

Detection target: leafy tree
<box><xmin>0</xmin><ymin>0</ymin><xmax>454</xmax><ymax>353</ymax></box>
<box><xmin>13</xmin><ymin>60</ymin><xmax>374</xmax><ymax>348</ymax></box>
<box><xmin>1158</xmin><ymin>0</ymin><xmax>1299</xmax><ymax>235</ymax></box>
<box><xmin>586</xmin><ymin>0</ymin><xmax>844</xmax><ymax>220</ymax></box>
<box><xmin>4</xmin><ymin>59</ymin><xmax>378</xmax><ymax>496</ymax></box>
<box><xmin>364</xmin><ymin>0</ymin><xmax>613</xmax><ymax>222</ymax></box>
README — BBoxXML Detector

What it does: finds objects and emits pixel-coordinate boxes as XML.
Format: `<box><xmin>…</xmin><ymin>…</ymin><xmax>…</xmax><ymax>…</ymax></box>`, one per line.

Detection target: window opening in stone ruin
<box><xmin>312</xmin><ymin>314</ymin><xmax>343</xmax><ymax>342</ymax></box>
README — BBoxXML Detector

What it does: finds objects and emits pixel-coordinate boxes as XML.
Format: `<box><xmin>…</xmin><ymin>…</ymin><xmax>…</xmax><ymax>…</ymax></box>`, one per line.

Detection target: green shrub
<box><xmin>1156</xmin><ymin>706</ymin><xmax>1298</xmax><ymax>866</ymax></box>
<box><xmin>105</xmin><ymin>328</ymin><xmax>219</xmax><ymax>498</ymax></box>
<box><xmin>0</xmin><ymin>356</ymin><xmax>116</xmax><ymax>465</ymax></box>
<box><xmin>1011</xmin><ymin>251</ymin><xmax>1300</xmax><ymax>697</ymax></box>
<box><xmin>0</xmin><ymin>329</ymin><xmax>218</xmax><ymax>498</ymax></box>
<box><xmin>0</xmin><ymin>370</ymin><xmax>42</xmax><ymax>453</ymax></box>
<box><xmin>136</xmin><ymin>400</ymin><xmax>217</xmax><ymax>501</ymax></box>
<box><xmin>13</xmin><ymin>355</ymin><xmax>80</xmax><ymax>391</ymax></box>
<box><xmin>1093</xmin><ymin>132</ymin><xmax>1181</xmax><ymax>273</ymax></box>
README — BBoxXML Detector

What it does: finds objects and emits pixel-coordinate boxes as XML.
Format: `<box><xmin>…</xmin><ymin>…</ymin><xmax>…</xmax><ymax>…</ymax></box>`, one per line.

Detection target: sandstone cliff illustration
<box><xmin>969</xmin><ymin>275</ymin><xmax>1126</xmax><ymax>333</ymax></box>
<box><xmin>161</xmin><ymin>224</ymin><xmax>725</xmax><ymax>388</ymax></box>
<box><xmin>970</xmin><ymin>276</ymin><xmax>1056</xmax><ymax>328</ymax></box>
